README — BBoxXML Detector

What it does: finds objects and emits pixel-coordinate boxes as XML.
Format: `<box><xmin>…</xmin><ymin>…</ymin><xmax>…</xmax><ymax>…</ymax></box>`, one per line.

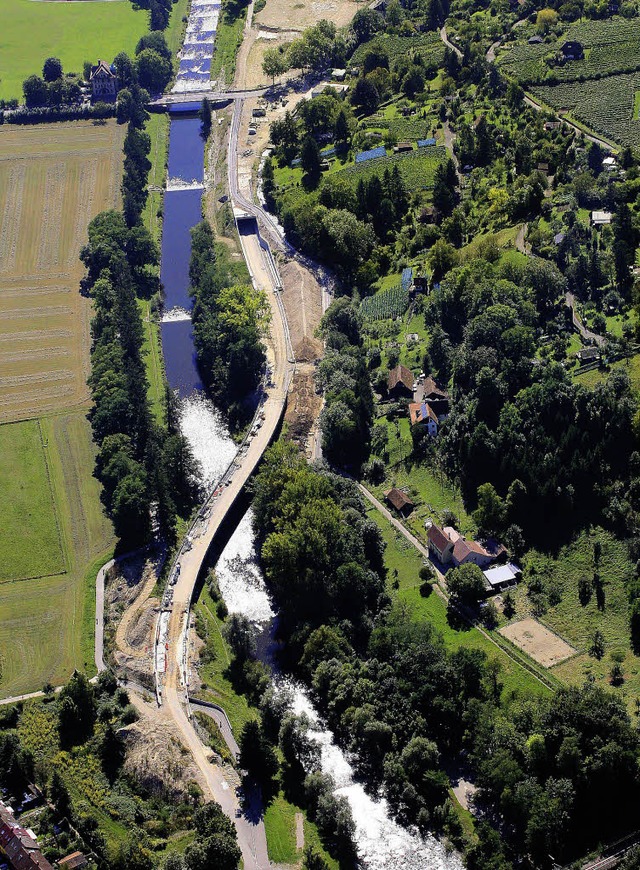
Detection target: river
<box><xmin>159</xmin><ymin>8</ymin><xmax>462</xmax><ymax>866</ymax></box>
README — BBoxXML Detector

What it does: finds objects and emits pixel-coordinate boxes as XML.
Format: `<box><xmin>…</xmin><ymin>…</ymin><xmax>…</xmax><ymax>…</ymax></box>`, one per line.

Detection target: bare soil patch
<box><xmin>500</xmin><ymin>617</ymin><xmax>576</xmax><ymax>668</ymax></box>
<box><xmin>255</xmin><ymin>0</ymin><xmax>365</xmax><ymax>31</ymax></box>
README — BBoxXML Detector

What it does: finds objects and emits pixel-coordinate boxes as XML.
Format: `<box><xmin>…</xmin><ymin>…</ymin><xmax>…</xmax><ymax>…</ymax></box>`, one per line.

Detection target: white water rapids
<box><xmin>213</xmin><ymin>512</ymin><xmax>464</xmax><ymax>870</ymax></box>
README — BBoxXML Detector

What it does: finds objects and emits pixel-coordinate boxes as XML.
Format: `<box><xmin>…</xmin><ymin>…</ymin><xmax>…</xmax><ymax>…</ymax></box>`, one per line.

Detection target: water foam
<box><xmin>177</xmin><ymin>391</ymin><xmax>236</xmax><ymax>487</ymax></box>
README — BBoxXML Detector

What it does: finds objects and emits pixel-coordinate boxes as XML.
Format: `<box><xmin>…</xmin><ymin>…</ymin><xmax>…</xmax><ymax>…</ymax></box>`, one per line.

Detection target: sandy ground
<box><xmin>500</xmin><ymin>617</ymin><xmax>576</xmax><ymax>668</ymax></box>
<box><xmin>255</xmin><ymin>0</ymin><xmax>365</xmax><ymax>31</ymax></box>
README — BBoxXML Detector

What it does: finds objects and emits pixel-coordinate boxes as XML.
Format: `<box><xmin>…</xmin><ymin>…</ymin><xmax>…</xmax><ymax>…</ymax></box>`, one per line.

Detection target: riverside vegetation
<box><xmin>248</xmin><ymin>0</ymin><xmax>640</xmax><ymax>867</ymax></box>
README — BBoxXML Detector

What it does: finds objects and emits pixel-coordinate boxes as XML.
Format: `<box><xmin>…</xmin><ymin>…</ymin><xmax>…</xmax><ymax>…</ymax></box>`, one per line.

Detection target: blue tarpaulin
<box><xmin>401</xmin><ymin>267</ymin><xmax>413</xmax><ymax>290</ymax></box>
<box><xmin>417</xmin><ymin>138</ymin><xmax>437</xmax><ymax>147</ymax></box>
<box><xmin>355</xmin><ymin>146</ymin><xmax>386</xmax><ymax>164</ymax></box>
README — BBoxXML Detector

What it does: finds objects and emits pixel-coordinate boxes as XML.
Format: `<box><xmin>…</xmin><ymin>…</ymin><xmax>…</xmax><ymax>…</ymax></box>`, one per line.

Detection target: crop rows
<box><xmin>531</xmin><ymin>72</ymin><xmax>640</xmax><ymax>148</ymax></box>
<box><xmin>351</xmin><ymin>31</ymin><xmax>444</xmax><ymax>66</ymax></box>
<box><xmin>499</xmin><ymin>18</ymin><xmax>640</xmax><ymax>85</ymax></box>
<box><xmin>336</xmin><ymin>146</ymin><xmax>446</xmax><ymax>191</ymax></box>
<box><xmin>360</xmin><ymin>285</ymin><xmax>410</xmax><ymax>320</ymax></box>
<box><xmin>361</xmin><ymin>115</ymin><xmax>435</xmax><ymax>139</ymax></box>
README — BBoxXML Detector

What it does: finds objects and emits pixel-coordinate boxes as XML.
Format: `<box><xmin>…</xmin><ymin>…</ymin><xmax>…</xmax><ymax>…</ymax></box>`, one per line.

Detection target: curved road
<box><xmin>439</xmin><ymin>25</ymin><xmax>463</xmax><ymax>59</ymax></box>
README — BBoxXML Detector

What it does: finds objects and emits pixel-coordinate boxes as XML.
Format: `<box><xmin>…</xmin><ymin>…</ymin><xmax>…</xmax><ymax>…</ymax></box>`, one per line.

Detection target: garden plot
<box><xmin>500</xmin><ymin>618</ymin><xmax>576</xmax><ymax>668</ymax></box>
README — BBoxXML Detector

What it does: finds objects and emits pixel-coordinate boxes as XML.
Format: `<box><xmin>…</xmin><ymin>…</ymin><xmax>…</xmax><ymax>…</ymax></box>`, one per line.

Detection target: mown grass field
<box><xmin>0</xmin><ymin>419</ymin><xmax>64</xmax><ymax>582</ymax></box>
<box><xmin>502</xmin><ymin>530</ymin><xmax>640</xmax><ymax>709</ymax></box>
<box><xmin>0</xmin><ymin>0</ymin><xmax>148</xmax><ymax>101</ymax></box>
<box><xmin>0</xmin><ymin>120</ymin><xmax>125</xmax><ymax>422</ymax></box>
<box><xmin>0</xmin><ymin>120</ymin><xmax>122</xmax><ymax>695</ymax></box>
<box><xmin>0</xmin><ymin>414</ymin><xmax>114</xmax><ymax>697</ymax></box>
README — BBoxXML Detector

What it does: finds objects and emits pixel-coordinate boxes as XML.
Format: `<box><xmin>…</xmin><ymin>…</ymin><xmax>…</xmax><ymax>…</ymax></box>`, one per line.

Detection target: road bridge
<box><xmin>150</xmin><ymin>86</ymin><xmax>267</xmax><ymax>107</ymax></box>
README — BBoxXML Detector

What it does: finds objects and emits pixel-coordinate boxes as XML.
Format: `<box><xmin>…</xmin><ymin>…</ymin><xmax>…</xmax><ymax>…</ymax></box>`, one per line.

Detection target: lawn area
<box><xmin>575</xmin><ymin>353</ymin><xmax>640</xmax><ymax>392</ymax></box>
<box><xmin>366</xmin><ymin>504</ymin><xmax>549</xmax><ymax>700</ymax></box>
<box><xmin>210</xmin><ymin>6</ymin><xmax>246</xmax><ymax>88</ymax></box>
<box><xmin>139</xmin><ymin>298</ymin><xmax>166</xmax><ymax>425</ymax></box>
<box><xmin>0</xmin><ymin>0</ymin><xmax>148</xmax><ymax>101</ymax></box>
<box><xmin>371</xmin><ymin>449</ymin><xmax>475</xmax><ymax>539</ymax></box>
<box><xmin>193</xmin><ymin>586</ymin><xmax>257</xmax><ymax>734</ymax></box>
<box><xmin>0</xmin><ymin>413</ymin><xmax>114</xmax><ymax>697</ymax></box>
<box><xmin>0</xmin><ymin>420</ymin><xmax>65</xmax><ymax>582</ymax></box>
<box><xmin>505</xmin><ymin>530</ymin><xmax>640</xmax><ymax>708</ymax></box>
<box><xmin>264</xmin><ymin>791</ymin><xmax>338</xmax><ymax>869</ymax></box>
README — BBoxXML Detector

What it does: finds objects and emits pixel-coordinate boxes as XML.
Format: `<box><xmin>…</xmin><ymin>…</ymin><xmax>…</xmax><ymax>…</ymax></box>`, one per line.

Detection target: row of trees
<box><xmin>189</xmin><ymin>220</ymin><xmax>270</xmax><ymax>430</ymax></box>
<box><xmin>318</xmin><ymin>299</ymin><xmax>374</xmax><ymax>468</ymax></box>
<box><xmin>82</xmin><ymin>210</ymin><xmax>198</xmax><ymax>543</ymax></box>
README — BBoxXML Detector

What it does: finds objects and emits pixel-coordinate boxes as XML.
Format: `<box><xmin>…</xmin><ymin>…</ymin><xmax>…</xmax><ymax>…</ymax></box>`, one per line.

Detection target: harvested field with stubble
<box><xmin>0</xmin><ymin>120</ymin><xmax>125</xmax><ymax>423</ymax></box>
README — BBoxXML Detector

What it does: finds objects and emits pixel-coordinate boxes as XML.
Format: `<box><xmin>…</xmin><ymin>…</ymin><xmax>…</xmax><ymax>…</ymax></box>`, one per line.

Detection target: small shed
<box><xmin>331</xmin><ymin>68</ymin><xmax>347</xmax><ymax>81</ymax></box>
<box><xmin>528</xmin><ymin>35</ymin><xmax>543</xmax><ymax>44</ymax></box>
<box><xmin>591</xmin><ymin>210</ymin><xmax>612</xmax><ymax>226</ymax></box>
<box><xmin>385</xmin><ymin>488</ymin><xmax>414</xmax><ymax>516</ymax></box>
<box><xmin>394</xmin><ymin>142</ymin><xmax>413</xmax><ymax>153</ymax></box>
<box><xmin>59</xmin><ymin>854</ymin><xmax>89</xmax><ymax>869</ymax></box>
<box><xmin>483</xmin><ymin>563</ymin><xmax>520</xmax><ymax>592</ymax></box>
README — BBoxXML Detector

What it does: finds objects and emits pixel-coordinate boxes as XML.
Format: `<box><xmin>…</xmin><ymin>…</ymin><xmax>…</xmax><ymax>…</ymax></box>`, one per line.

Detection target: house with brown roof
<box><xmin>421</xmin><ymin>377</ymin><xmax>450</xmax><ymax>416</ymax></box>
<box><xmin>58</xmin><ymin>853</ymin><xmax>88</xmax><ymax>869</ymax></box>
<box><xmin>0</xmin><ymin>802</ymin><xmax>53</xmax><ymax>870</ymax></box>
<box><xmin>409</xmin><ymin>402</ymin><xmax>439</xmax><ymax>436</ymax></box>
<box><xmin>384</xmin><ymin>488</ymin><xmax>414</xmax><ymax>517</ymax></box>
<box><xmin>90</xmin><ymin>60</ymin><xmax>117</xmax><ymax>102</ymax></box>
<box><xmin>387</xmin><ymin>365</ymin><xmax>414</xmax><ymax>399</ymax></box>
<box><xmin>427</xmin><ymin>524</ymin><xmax>503</xmax><ymax>568</ymax></box>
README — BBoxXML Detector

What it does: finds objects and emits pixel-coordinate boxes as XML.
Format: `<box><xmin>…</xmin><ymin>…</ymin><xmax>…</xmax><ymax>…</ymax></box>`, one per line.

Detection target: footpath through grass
<box><xmin>0</xmin><ymin>0</ymin><xmax>148</xmax><ymax>101</ymax></box>
<box><xmin>366</xmin><ymin>504</ymin><xmax>550</xmax><ymax>700</ymax></box>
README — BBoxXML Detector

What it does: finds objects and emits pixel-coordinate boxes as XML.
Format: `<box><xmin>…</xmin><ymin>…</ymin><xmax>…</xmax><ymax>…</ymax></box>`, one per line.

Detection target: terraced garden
<box><xmin>532</xmin><ymin>72</ymin><xmax>640</xmax><ymax>148</ymax></box>
<box><xmin>351</xmin><ymin>31</ymin><xmax>445</xmax><ymax>67</ymax></box>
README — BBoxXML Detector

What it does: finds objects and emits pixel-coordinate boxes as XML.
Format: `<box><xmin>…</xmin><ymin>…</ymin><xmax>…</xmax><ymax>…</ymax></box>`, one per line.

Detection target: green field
<box><xmin>0</xmin><ymin>420</ymin><xmax>65</xmax><ymax>582</ymax></box>
<box><xmin>0</xmin><ymin>0</ymin><xmax>149</xmax><ymax>101</ymax></box>
<box><xmin>210</xmin><ymin>7</ymin><xmax>246</xmax><ymax>89</ymax></box>
<box><xmin>366</xmin><ymin>503</ymin><xmax>549</xmax><ymax>700</ymax></box>
<box><xmin>0</xmin><ymin>414</ymin><xmax>114</xmax><ymax>697</ymax></box>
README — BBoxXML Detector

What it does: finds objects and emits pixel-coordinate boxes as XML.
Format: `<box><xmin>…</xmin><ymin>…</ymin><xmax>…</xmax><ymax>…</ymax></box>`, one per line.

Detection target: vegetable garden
<box><xmin>336</xmin><ymin>146</ymin><xmax>446</xmax><ymax>191</ymax></box>
<box><xmin>360</xmin><ymin>285</ymin><xmax>410</xmax><ymax>320</ymax></box>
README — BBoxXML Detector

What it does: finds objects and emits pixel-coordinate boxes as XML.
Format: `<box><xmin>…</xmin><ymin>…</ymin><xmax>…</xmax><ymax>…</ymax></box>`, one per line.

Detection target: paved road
<box><xmin>439</xmin><ymin>25</ymin><xmax>463</xmax><ymax>59</ymax></box>
<box><xmin>523</xmin><ymin>93</ymin><xmax>617</xmax><ymax>152</ymax></box>
<box><xmin>189</xmin><ymin>697</ymin><xmax>240</xmax><ymax>759</ymax></box>
<box><xmin>95</xmin><ymin>558</ymin><xmax>114</xmax><ymax>673</ymax></box>
<box><xmin>566</xmin><ymin>291</ymin><xmax>605</xmax><ymax>347</ymax></box>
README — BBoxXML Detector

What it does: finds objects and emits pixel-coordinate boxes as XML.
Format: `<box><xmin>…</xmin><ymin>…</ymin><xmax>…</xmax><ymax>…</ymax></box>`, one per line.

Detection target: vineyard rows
<box><xmin>351</xmin><ymin>31</ymin><xmax>444</xmax><ymax>66</ymax></box>
<box><xmin>336</xmin><ymin>146</ymin><xmax>446</xmax><ymax>190</ymax></box>
<box><xmin>361</xmin><ymin>115</ymin><xmax>436</xmax><ymax>139</ymax></box>
<box><xmin>360</xmin><ymin>285</ymin><xmax>410</xmax><ymax>320</ymax></box>
<box><xmin>532</xmin><ymin>72</ymin><xmax>640</xmax><ymax>148</ymax></box>
<box><xmin>498</xmin><ymin>17</ymin><xmax>640</xmax><ymax>84</ymax></box>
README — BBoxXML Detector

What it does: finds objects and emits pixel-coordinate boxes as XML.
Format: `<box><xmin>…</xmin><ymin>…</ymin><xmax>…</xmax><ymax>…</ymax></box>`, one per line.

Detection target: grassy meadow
<box><xmin>0</xmin><ymin>414</ymin><xmax>114</xmax><ymax>696</ymax></box>
<box><xmin>0</xmin><ymin>121</ymin><xmax>123</xmax><ymax>695</ymax></box>
<box><xmin>0</xmin><ymin>0</ymin><xmax>148</xmax><ymax>101</ymax></box>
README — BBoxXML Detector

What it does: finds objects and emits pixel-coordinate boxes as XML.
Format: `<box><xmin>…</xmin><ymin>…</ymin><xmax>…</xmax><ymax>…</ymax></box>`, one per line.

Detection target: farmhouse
<box><xmin>559</xmin><ymin>40</ymin><xmax>584</xmax><ymax>60</ymax></box>
<box><xmin>422</xmin><ymin>376</ymin><xmax>450</xmax><ymax>416</ymax></box>
<box><xmin>409</xmin><ymin>402</ymin><xmax>439</xmax><ymax>436</ymax></box>
<box><xmin>90</xmin><ymin>60</ymin><xmax>117</xmax><ymax>101</ymax></box>
<box><xmin>385</xmin><ymin>488</ymin><xmax>414</xmax><ymax>516</ymax></box>
<box><xmin>387</xmin><ymin>364</ymin><xmax>414</xmax><ymax>399</ymax></box>
<box><xmin>427</xmin><ymin>523</ymin><xmax>505</xmax><ymax>568</ymax></box>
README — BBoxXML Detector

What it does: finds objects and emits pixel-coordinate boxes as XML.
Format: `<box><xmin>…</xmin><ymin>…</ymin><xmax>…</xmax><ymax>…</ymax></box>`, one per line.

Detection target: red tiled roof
<box><xmin>428</xmin><ymin>523</ymin><xmax>450</xmax><ymax>553</ymax></box>
<box><xmin>388</xmin><ymin>365</ymin><xmax>414</xmax><ymax>392</ymax></box>
<box><xmin>385</xmin><ymin>488</ymin><xmax>414</xmax><ymax>511</ymax></box>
